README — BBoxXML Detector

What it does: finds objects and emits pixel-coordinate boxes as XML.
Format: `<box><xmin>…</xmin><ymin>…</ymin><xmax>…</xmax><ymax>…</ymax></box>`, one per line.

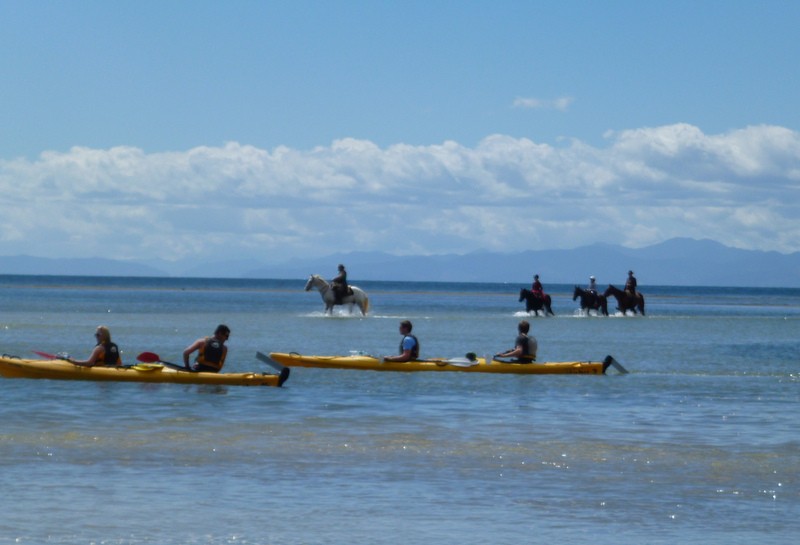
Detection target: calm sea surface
<box><xmin>1</xmin><ymin>275</ymin><xmax>798</xmax><ymax>544</ymax></box>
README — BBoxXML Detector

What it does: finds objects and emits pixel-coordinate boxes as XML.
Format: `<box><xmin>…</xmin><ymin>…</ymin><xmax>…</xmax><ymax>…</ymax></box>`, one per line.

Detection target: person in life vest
<box><xmin>625</xmin><ymin>270</ymin><xmax>638</xmax><ymax>296</ymax></box>
<box><xmin>183</xmin><ymin>324</ymin><xmax>230</xmax><ymax>372</ymax></box>
<box><xmin>383</xmin><ymin>320</ymin><xmax>420</xmax><ymax>362</ymax></box>
<box><xmin>69</xmin><ymin>325</ymin><xmax>122</xmax><ymax>367</ymax></box>
<box><xmin>531</xmin><ymin>274</ymin><xmax>544</xmax><ymax>300</ymax></box>
<box><xmin>494</xmin><ymin>320</ymin><xmax>538</xmax><ymax>363</ymax></box>
<box><xmin>331</xmin><ymin>264</ymin><xmax>348</xmax><ymax>304</ymax></box>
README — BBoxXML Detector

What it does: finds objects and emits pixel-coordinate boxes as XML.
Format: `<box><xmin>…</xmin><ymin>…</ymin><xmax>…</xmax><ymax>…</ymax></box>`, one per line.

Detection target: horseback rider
<box><xmin>585</xmin><ymin>275</ymin><xmax>599</xmax><ymax>308</ymax></box>
<box><xmin>587</xmin><ymin>275</ymin><xmax>597</xmax><ymax>294</ymax></box>
<box><xmin>625</xmin><ymin>270</ymin><xmax>637</xmax><ymax>297</ymax></box>
<box><xmin>531</xmin><ymin>274</ymin><xmax>544</xmax><ymax>301</ymax></box>
<box><xmin>331</xmin><ymin>264</ymin><xmax>348</xmax><ymax>304</ymax></box>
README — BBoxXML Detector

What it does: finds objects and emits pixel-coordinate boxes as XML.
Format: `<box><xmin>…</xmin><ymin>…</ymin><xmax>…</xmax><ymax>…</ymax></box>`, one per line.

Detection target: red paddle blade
<box><xmin>137</xmin><ymin>352</ymin><xmax>161</xmax><ymax>363</ymax></box>
<box><xmin>33</xmin><ymin>351</ymin><xmax>59</xmax><ymax>359</ymax></box>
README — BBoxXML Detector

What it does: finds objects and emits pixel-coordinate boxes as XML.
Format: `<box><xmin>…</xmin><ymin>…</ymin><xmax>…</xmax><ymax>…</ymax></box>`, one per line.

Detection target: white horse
<box><xmin>304</xmin><ymin>274</ymin><xmax>370</xmax><ymax>316</ymax></box>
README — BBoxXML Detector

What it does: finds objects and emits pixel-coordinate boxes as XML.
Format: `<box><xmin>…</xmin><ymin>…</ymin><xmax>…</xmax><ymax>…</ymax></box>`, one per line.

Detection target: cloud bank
<box><xmin>1</xmin><ymin>123</ymin><xmax>798</xmax><ymax>263</ymax></box>
<box><xmin>513</xmin><ymin>96</ymin><xmax>574</xmax><ymax>111</ymax></box>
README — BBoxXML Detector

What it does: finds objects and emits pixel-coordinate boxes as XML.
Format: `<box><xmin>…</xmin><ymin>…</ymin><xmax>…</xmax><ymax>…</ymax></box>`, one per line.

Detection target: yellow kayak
<box><xmin>0</xmin><ymin>355</ymin><xmax>289</xmax><ymax>387</ymax></box>
<box><xmin>266</xmin><ymin>352</ymin><xmax>626</xmax><ymax>375</ymax></box>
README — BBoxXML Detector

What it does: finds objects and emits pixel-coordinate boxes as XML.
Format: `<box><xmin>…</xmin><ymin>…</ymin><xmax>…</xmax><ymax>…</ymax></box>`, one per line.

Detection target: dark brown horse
<box><xmin>518</xmin><ymin>288</ymin><xmax>555</xmax><ymax>316</ymax></box>
<box><xmin>603</xmin><ymin>285</ymin><xmax>645</xmax><ymax>315</ymax></box>
<box><xmin>572</xmin><ymin>286</ymin><xmax>608</xmax><ymax>316</ymax></box>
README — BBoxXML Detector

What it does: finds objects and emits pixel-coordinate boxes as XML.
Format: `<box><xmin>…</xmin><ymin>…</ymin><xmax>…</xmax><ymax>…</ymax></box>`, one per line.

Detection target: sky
<box><xmin>1</xmin><ymin>0</ymin><xmax>799</xmax><ymax>265</ymax></box>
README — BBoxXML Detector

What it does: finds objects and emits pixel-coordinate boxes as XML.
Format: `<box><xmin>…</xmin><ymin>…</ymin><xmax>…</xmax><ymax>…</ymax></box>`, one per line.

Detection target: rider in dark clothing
<box><xmin>331</xmin><ymin>264</ymin><xmax>348</xmax><ymax>304</ymax></box>
<box><xmin>625</xmin><ymin>270</ymin><xmax>638</xmax><ymax>295</ymax></box>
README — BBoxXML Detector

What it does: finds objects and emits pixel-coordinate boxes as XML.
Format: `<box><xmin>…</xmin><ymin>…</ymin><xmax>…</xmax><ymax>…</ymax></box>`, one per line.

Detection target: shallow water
<box><xmin>0</xmin><ymin>277</ymin><xmax>798</xmax><ymax>544</ymax></box>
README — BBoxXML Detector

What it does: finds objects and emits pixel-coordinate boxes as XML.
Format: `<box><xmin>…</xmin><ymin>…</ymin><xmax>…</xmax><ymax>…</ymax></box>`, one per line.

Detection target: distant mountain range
<box><xmin>1</xmin><ymin>238</ymin><xmax>798</xmax><ymax>287</ymax></box>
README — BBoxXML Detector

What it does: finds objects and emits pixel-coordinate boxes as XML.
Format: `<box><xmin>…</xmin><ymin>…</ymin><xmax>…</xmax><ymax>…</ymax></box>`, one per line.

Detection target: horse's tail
<box><xmin>545</xmin><ymin>294</ymin><xmax>555</xmax><ymax>316</ymax></box>
<box><xmin>362</xmin><ymin>294</ymin><xmax>370</xmax><ymax>315</ymax></box>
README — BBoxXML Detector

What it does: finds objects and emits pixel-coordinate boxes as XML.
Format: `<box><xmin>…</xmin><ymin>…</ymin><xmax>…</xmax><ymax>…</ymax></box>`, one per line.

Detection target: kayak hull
<box><xmin>268</xmin><ymin>352</ymin><xmax>615</xmax><ymax>375</ymax></box>
<box><xmin>0</xmin><ymin>356</ymin><xmax>288</xmax><ymax>387</ymax></box>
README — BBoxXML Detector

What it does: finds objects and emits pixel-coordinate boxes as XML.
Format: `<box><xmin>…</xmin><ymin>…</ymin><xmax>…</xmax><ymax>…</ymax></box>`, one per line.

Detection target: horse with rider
<box><xmin>518</xmin><ymin>274</ymin><xmax>555</xmax><ymax>316</ymax></box>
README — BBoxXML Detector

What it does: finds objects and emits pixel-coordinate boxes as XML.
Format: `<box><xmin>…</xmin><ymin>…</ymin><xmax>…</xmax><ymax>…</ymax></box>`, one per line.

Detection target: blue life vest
<box><xmin>399</xmin><ymin>334</ymin><xmax>420</xmax><ymax>360</ymax></box>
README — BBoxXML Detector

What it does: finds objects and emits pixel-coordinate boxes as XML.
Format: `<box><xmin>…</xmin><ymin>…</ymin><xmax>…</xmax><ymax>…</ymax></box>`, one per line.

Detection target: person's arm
<box><xmin>385</xmin><ymin>347</ymin><xmax>413</xmax><ymax>362</ymax></box>
<box><xmin>183</xmin><ymin>339</ymin><xmax>204</xmax><ymax>368</ymax></box>
<box><xmin>69</xmin><ymin>345</ymin><xmax>104</xmax><ymax>367</ymax></box>
<box><xmin>495</xmin><ymin>345</ymin><xmax>523</xmax><ymax>359</ymax></box>
<box><xmin>385</xmin><ymin>336</ymin><xmax>415</xmax><ymax>362</ymax></box>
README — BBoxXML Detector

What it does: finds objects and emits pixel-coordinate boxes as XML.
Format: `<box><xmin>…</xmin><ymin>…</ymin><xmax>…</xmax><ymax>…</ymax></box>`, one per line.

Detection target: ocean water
<box><xmin>0</xmin><ymin>275</ymin><xmax>798</xmax><ymax>545</ymax></box>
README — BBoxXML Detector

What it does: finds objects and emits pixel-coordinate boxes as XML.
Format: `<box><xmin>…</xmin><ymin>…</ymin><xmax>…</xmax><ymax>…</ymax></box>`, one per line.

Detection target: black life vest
<box><xmin>98</xmin><ymin>342</ymin><xmax>121</xmax><ymax>365</ymax></box>
<box><xmin>198</xmin><ymin>337</ymin><xmax>225</xmax><ymax>368</ymax></box>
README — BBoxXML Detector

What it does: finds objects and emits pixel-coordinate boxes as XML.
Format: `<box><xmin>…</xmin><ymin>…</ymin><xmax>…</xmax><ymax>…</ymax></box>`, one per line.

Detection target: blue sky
<box><xmin>1</xmin><ymin>1</ymin><xmax>799</xmax><ymax>265</ymax></box>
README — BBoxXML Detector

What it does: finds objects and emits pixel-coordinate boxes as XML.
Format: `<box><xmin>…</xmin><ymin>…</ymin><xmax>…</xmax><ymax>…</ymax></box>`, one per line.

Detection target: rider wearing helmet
<box><xmin>587</xmin><ymin>275</ymin><xmax>597</xmax><ymax>294</ymax></box>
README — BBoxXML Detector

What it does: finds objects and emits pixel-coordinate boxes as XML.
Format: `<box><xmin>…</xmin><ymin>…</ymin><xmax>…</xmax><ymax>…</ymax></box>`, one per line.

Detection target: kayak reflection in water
<box><xmin>182</xmin><ymin>324</ymin><xmax>230</xmax><ymax>373</ymax></box>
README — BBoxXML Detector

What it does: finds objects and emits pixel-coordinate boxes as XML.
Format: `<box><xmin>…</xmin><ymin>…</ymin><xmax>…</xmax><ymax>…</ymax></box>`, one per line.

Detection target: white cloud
<box><xmin>1</xmin><ymin>123</ymin><xmax>798</xmax><ymax>262</ymax></box>
<box><xmin>513</xmin><ymin>96</ymin><xmax>574</xmax><ymax>111</ymax></box>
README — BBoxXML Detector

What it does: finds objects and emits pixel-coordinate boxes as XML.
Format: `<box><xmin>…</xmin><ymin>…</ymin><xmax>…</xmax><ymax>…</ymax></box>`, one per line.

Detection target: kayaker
<box><xmin>331</xmin><ymin>264</ymin><xmax>348</xmax><ymax>304</ymax></box>
<box><xmin>69</xmin><ymin>325</ymin><xmax>122</xmax><ymax>367</ymax></box>
<box><xmin>494</xmin><ymin>320</ymin><xmax>537</xmax><ymax>363</ymax></box>
<box><xmin>383</xmin><ymin>320</ymin><xmax>419</xmax><ymax>362</ymax></box>
<box><xmin>183</xmin><ymin>324</ymin><xmax>230</xmax><ymax>372</ymax></box>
